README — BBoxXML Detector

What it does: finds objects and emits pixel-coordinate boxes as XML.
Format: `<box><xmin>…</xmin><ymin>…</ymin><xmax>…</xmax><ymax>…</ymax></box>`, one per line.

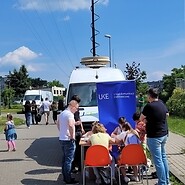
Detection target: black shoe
<box><xmin>71</xmin><ymin>167</ymin><xmax>79</xmax><ymax>173</ymax></box>
<box><xmin>151</xmin><ymin>171</ymin><xmax>158</xmax><ymax>178</ymax></box>
<box><xmin>65</xmin><ymin>179</ymin><xmax>79</xmax><ymax>184</ymax></box>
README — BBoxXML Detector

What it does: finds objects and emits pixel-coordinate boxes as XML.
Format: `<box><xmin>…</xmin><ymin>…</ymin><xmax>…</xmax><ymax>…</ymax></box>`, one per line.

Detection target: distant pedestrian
<box><xmin>51</xmin><ymin>101</ymin><xmax>58</xmax><ymax>124</ymax></box>
<box><xmin>138</xmin><ymin>93</ymin><xmax>144</xmax><ymax>112</ymax></box>
<box><xmin>57</xmin><ymin>100</ymin><xmax>79</xmax><ymax>184</ymax></box>
<box><xmin>24</xmin><ymin>100</ymin><xmax>32</xmax><ymax>128</ymax></box>
<box><xmin>4</xmin><ymin>113</ymin><xmax>17</xmax><ymax>151</ymax></box>
<box><xmin>58</xmin><ymin>99</ymin><xmax>65</xmax><ymax>112</ymax></box>
<box><xmin>31</xmin><ymin>100</ymin><xmax>38</xmax><ymax>124</ymax></box>
<box><xmin>140</xmin><ymin>88</ymin><xmax>170</xmax><ymax>185</ymax></box>
<box><xmin>42</xmin><ymin>97</ymin><xmax>51</xmax><ymax>125</ymax></box>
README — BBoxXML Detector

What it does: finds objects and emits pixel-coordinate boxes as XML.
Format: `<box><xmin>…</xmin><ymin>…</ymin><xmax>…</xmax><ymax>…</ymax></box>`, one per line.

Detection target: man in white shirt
<box><xmin>42</xmin><ymin>97</ymin><xmax>51</xmax><ymax>125</ymax></box>
<box><xmin>57</xmin><ymin>100</ymin><xmax>79</xmax><ymax>184</ymax></box>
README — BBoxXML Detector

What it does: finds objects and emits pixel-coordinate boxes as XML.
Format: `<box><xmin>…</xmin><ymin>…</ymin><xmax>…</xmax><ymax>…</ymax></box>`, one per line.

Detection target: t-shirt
<box><xmin>116</xmin><ymin>131</ymin><xmax>127</xmax><ymax>141</ymax></box>
<box><xmin>42</xmin><ymin>100</ymin><xmax>51</xmax><ymax>111</ymax></box>
<box><xmin>125</xmin><ymin>133</ymin><xmax>141</xmax><ymax>145</ymax></box>
<box><xmin>74</xmin><ymin>110</ymin><xmax>81</xmax><ymax>132</ymax></box>
<box><xmin>24</xmin><ymin>103</ymin><xmax>31</xmax><ymax>113</ymax></box>
<box><xmin>142</xmin><ymin>100</ymin><xmax>168</xmax><ymax>138</ymax></box>
<box><xmin>116</xmin><ymin>131</ymin><xmax>140</xmax><ymax>145</ymax></box>
<box><xmin>89</xmin><ymin>133</ymin><xmax>112</xmax><ymax>149</ymax></box>
<box><xmin>58</xmin><ymin>109</ymin><xmax>75</xmax><ymax>140</ymax></box>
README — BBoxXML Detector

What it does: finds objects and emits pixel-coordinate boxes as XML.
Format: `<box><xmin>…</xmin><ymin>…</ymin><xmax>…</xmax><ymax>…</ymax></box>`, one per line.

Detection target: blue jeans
<box><xmin>59</xmin><ymin>140</ymin><xmax>76</xmax><ymax>182</ymax></box>
<box><xmin>25</xmin><ymin>112</ymin><xmax>32</xmax><ymax>127</ymax></box>
<box><xmin>147</xmin><ymin>135</ymin><xmax>170</xmax><ymax>185</ymax></box>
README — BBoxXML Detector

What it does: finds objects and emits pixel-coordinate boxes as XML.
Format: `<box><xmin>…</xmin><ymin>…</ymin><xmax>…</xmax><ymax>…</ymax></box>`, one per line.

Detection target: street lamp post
<box><xmin>104</xmin><ymin>34</ymin><xmax>111</xmax><ymax>67</ymax></box>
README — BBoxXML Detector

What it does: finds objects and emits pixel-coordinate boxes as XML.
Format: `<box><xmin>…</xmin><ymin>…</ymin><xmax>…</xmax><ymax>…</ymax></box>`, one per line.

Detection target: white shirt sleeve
<box><xmin>116</xmin><ymin>131</ymin><xmax>127</xmax><ymax>141</ymax></box>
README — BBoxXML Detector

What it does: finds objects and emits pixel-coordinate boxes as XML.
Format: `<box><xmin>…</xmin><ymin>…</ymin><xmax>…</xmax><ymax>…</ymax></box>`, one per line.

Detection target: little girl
<box><xmin>4</xmin><ymin>113</ymin><xmax>17</xmax><ymax>151</ymax></box>
<box><xmin>116</xmin><ymin>123</ymin><xmax>141</xmax><ymax>183</ymax></box>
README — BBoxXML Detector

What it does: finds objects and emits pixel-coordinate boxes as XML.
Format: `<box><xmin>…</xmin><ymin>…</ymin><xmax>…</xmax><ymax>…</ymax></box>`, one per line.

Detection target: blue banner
<box><xmin>96</xmin><ymin>81</ymin><xmax>136</xmax><ymax>134</ymax></box>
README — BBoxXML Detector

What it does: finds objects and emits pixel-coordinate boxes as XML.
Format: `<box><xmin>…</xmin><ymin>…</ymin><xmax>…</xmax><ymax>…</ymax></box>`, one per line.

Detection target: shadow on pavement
<box><xmin>25</xmin><ymin>168</ymin><xmax>61</xmax><ymax>175</ymax></box>
<box><xmin>21</xmin><ymin>174</ymin><xmax>63</xmax><ymax>185</ymax></box>
<box><xmin>25</xmin><ymin>137</ymin><xmax>61</xmax><ymax>167</ymax></box>
<box><xmin>0</xmin><ymin>158</ymin><xmax>24</xmax><ymax>162</ymax></box>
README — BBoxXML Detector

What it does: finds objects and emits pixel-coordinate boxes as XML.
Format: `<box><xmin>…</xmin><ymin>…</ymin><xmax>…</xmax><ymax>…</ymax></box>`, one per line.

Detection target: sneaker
<box><xmin>12</xmin><ymin>148</ymin><xmax>16</xmax><ymax>152</ymax></box>
<box><xmin>124</xmin><ymin>176</ymin><xmax>130</xmax><ymax>183</ymax></box>
<box><xmin>65</xmin><ymin>179</ymin><xmax>79</xmax><ymax>184</ymax></box>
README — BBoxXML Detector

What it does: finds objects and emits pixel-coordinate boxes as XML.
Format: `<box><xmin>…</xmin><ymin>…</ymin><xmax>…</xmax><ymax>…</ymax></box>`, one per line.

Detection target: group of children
<box><xmin>83</xmin><ymin>112</ymin><xmax>147</xmax><ymax>184</ymax></box>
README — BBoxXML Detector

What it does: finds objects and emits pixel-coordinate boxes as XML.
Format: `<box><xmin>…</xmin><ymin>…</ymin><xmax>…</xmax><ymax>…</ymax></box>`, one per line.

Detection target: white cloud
<box><xmin>147</xmin><ymin>71</ymin><xmax>168</xmax><ymax>81</ymax></box>
<box><xmin>15</xmin><ymin>0</ymin><xmax>108</xmax><ymax>12</ymax></box>
<box><xmin>0</xmin><ymin>46</ymin><xmax>41</xmax><ymax>66</ymax></box>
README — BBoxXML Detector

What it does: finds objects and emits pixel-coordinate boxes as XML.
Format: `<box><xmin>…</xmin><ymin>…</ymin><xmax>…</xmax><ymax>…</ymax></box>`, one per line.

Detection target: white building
<box><xmin>51</xmin><ymin>86</ymin><xmax>66</xmax><ymax>97</ymax></box>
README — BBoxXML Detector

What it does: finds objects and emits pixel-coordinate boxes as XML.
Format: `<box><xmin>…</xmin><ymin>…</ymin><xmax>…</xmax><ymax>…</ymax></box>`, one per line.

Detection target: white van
<box><xmin>22</xmin><ymin>90</ymin><xmax>53</xmax><ymax>107</ymax></box>
<box><xmin>66</xmin><ymin>65</ymin><xmax>125</xmax><ymax>130</ymax></box>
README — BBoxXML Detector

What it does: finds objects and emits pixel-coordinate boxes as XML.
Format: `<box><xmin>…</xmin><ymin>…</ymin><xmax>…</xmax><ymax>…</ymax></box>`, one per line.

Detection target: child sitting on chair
<box><xmin>86</xmin><ymin>122</ymin><xmax>115</xmax><ymax>185</ymax></box>
<box><xmin>115</xmin><ymin>123</ymin><xmax>141</xmax><ymax>183</ymax></box>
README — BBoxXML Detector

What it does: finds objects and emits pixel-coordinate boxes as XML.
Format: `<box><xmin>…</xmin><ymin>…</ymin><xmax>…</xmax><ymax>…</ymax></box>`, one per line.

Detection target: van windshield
<box><xmin>67</xmin><ymin>83</ymin><xmax>97</xmax><ymax>107</ymax></box>
<box><xmin>24</xmin><ymin>95</ymin><xmax>41</xmax><ymax>101</ymax></box>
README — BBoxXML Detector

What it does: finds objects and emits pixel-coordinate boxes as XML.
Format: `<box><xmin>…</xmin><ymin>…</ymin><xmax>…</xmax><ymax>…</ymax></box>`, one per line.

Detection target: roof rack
<box><xmin>80</xmin><ymin>56</ymin><xmax>110</xmax><ymax>68</ymax></box>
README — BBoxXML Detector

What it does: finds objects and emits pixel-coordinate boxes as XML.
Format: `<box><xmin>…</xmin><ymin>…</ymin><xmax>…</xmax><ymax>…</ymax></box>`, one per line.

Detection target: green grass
<box><xmin>169</xmin><ymin>173</ymin><xmax>184</xmax><ymax>185</ymax></box>
<box><xmin>0</xmin><ymin>115</ymin><xmax>24</xmax><ymax>132</ymax></box>
<box><xmin>1</xmin><ymin>104</ymin><xmax>22</xmax><ymax>114</ymax></box>
<box><xmin>168</xmin><ymin>117</ymin><xmax>185</xmax><ymax>136</ymax></box>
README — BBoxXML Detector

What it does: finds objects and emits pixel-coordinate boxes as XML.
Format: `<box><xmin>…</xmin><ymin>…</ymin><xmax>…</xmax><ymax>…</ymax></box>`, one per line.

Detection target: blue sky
<box><xmin>0</xmin><ymin>0</ymin><xmax>184</xmax><ymax>87</ymax></box>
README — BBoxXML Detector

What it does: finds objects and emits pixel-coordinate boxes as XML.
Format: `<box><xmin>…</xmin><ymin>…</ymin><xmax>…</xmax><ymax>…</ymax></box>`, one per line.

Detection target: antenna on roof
<box><xmin>80</xmin><ymin>0</ymin><xmax>110</xmax><ymax>68</ymax></box>
<box><xmin>90</xmin><ymin>0</ymin><xmax>100</xmax><ymax>56</ymax></box>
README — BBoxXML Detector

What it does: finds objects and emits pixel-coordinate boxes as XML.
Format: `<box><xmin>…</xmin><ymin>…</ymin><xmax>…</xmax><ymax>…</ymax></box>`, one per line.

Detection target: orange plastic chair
<box><xmin>83</xmin><ymin>145</ymin><xmax>113</xmax><ymax>185</ymax></box>
<box><xmin>117</xmin><ymin>144</ymin><xmax>148</xmax><ymax>185</ymax></box>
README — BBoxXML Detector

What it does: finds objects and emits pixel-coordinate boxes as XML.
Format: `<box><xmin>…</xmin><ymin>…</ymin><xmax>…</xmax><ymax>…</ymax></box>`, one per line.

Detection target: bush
<box><xmin>166</xmin><ymin>88</ymin><xmax>185</xmax><ymax>117</ymax></box>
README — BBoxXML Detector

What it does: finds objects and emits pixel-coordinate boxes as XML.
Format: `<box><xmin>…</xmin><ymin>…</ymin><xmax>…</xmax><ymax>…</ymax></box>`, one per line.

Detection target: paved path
<box><xmin>0</xmin><ymin>113</ymin><xmax>184</xmax><ymax>185</ymax></box>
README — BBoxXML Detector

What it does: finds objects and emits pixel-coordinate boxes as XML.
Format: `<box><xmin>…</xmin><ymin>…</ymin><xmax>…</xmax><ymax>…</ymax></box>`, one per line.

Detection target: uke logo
<box><xmin>98</xmin><ymin>93</ymin><xmax>109</xmax><ymax>100</ymax></box>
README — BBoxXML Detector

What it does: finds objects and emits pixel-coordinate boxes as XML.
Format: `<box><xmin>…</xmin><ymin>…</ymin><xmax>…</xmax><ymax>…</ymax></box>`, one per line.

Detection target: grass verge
<box><xmin>0</xmin><ymin>115</ymin><xmax>24</xmax><ymax>132</ymax></box>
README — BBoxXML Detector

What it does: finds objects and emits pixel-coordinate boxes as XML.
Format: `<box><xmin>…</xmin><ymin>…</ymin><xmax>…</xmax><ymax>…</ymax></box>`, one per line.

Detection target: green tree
<box><xmin>7</xmin><ymin>65</ymin><xmax>31</xmax><ymax>99</ymax></box>
<box><xmin>137</xmin><ymin>83</ymin><xmax>149</xmax><ymax>95</ymax></box>
<box><xmin>124</xmin><ymin>62</ymin><xmax>147</xmax><ymax>91</ymax></box>
<box><xmin>166</xmin><ymin>88</ymin><xmax>185</xmax><ymax>117</ymax></box>
<box><xmin>161</xmin><ymin>65</ymin><xmax>185</xmax><ymax>102</ymax></box>
<box><xmin>1</xmin><ymin>87</ymin><xmax>15</xmax><ymax>108</ymax></box>
<box><xmin>30</xmin><ymin>78</ymin><xmax>48</xmax><ymax>88</ymax></box>
<box><xmin>47</xmin><ymin>80</ymin><xmax>64</xmax><ymax>87</ymax></box>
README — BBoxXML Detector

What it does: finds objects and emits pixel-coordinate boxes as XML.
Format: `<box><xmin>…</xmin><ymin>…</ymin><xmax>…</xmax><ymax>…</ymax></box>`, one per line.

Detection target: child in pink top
<box><xmin>132</xmin><ymin>112</ymin><xmax>146</xmax><ymax>151</ymax></box>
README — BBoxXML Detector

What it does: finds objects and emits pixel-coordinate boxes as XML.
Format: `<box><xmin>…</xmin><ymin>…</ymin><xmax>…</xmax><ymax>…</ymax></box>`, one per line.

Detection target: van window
<box><xmin>24</xmin><ymin>95</ymin><xmax>41</xmax><ymax>101</ymax></box>
<box><xmin>67</xmin><ymin>83</ymin><xmax>97</xmax><ymax>107</ymax></box>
